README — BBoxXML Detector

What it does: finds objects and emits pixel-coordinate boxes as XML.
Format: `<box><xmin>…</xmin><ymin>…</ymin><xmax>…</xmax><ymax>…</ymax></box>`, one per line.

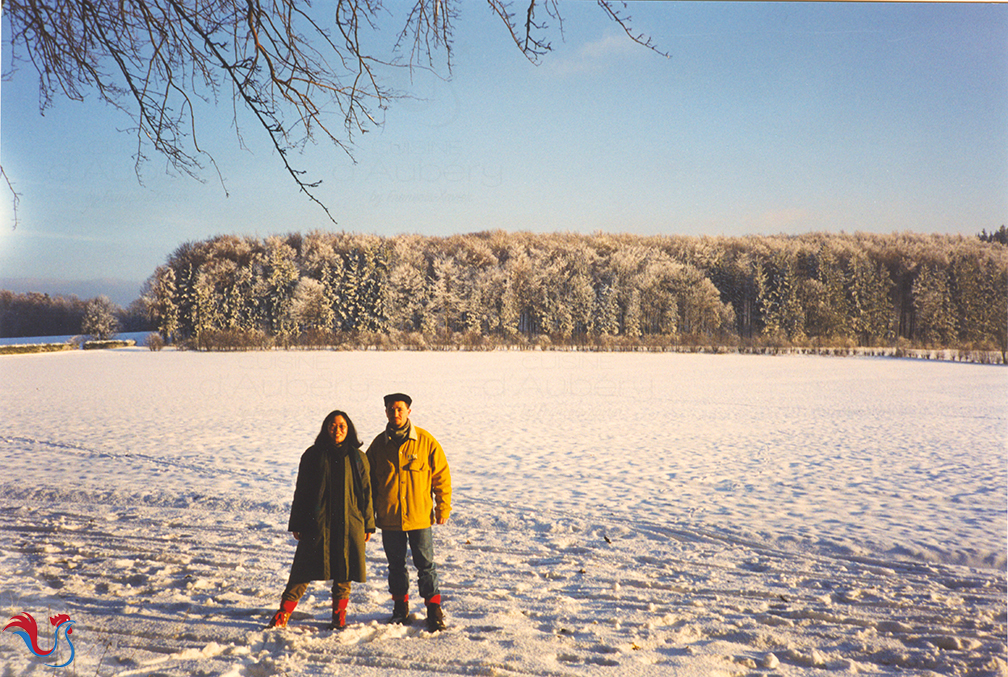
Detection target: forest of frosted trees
<box><xmin>0</xmin><ymin>291</ymin><xmax>149</xmax><ymax>339</ymax></box>
<box><xmin>144</xmin><ymin>231</ymin><xmax>1007</xmax><ymax>359</ymax></box>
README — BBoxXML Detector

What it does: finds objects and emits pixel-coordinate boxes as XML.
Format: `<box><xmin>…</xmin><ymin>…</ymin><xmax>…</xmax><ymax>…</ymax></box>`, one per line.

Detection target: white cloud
<box><xmin>546</xmin><ymin>32</ymin><xmax>640</xmax><ymax>77</ymax></box>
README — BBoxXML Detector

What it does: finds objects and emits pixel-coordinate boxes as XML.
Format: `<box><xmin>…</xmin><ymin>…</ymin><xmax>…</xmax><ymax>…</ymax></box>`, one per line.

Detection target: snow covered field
<box><xmin>1</xmin><ymin>349</ymin><xmax>1005</xmax><ymax>675</ymax></box>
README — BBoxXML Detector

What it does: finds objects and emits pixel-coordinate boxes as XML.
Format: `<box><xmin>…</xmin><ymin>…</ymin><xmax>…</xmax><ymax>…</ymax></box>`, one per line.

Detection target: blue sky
<box><xmin>1</xmin><ymin>2</ymin><xmax>1006</xmax><ymax>302</ymax></box>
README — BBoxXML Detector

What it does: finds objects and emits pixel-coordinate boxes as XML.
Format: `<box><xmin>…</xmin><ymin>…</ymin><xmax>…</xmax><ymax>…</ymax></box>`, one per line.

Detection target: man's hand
<box><xmin>292</xmin><ymin>531</ymin><xmax>301</xmax><ymax>541</ymax></box>
<box><xmin>365</xmin><ymin>532</ymin><xmax>372</xmax><ymax>542</ymax></box>
<box><xmin>436</xmin><ymin>517</ymin><xmax>448</xmax><ymax>525</ymax></box>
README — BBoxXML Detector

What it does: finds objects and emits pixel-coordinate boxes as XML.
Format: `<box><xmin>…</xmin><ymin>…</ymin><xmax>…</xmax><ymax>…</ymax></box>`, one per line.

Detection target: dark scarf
<box><xmin>387</xmin><ymin>420</ymin><xmax>411</xmax><ymax>443</ymax></box>
<box><xmin>320</xmin><ymin>437</ymin><xmax>351</xmax><ymax>460</ymax></box>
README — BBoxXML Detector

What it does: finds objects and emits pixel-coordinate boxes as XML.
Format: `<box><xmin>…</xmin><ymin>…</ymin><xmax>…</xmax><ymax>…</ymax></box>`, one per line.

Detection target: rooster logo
<box><xmin>3</xmin><ymin>612</ymin><xmax>76</xmax><ymax>668</ymax></box>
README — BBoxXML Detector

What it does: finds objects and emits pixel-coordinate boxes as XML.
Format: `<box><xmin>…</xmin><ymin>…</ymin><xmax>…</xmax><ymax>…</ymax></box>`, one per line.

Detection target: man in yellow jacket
<box><xmin>367</xmin><ymin>392</ymin><xmax>451</xmax><ymax>631</ymax></box>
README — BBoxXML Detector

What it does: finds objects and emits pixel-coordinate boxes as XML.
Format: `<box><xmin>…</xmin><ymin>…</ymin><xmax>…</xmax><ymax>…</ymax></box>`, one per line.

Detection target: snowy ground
<box><xmin>1</xmin><ymin>349</ymin><xmax>1005</xmax><ymax>676</ymax></box>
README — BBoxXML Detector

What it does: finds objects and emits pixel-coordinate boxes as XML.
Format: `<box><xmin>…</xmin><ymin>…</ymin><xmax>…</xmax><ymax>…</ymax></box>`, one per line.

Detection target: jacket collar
<box><xmin>385</xmin><ymin>422</ymin><xmax>418</xmax><ymax>443</ymax></box>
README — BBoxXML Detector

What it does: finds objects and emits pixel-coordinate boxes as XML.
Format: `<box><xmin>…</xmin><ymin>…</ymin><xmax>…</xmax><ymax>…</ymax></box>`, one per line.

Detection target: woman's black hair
<box><xmin>315</xmin><ymin>410</ymin><xmax>362</xmax><ymax>449</ymax></box>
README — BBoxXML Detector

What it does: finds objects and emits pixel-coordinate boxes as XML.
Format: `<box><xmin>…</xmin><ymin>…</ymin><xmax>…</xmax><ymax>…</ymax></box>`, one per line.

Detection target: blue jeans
<box><xmin>381</xmin><ymin>528</ymin><xmax>439</xmax><ymax>601</ymax></box>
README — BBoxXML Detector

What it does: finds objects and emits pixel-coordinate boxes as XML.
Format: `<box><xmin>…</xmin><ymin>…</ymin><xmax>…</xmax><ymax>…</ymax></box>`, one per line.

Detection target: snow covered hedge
<box><xmin>0</xmin><ymin>342</ymin><xmax>73</xmax><ymax>355</ymax></box>
<box><xmin>82</xmin><ymin>339</ymin><xmax>136</xmax><ymax>350</ymax></box>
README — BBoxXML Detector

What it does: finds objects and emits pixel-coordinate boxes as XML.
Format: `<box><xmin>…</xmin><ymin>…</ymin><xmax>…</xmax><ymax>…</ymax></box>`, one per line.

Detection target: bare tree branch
<box><xmin>597</xmin><ymin>1</ymin><xmax>670</xmax><ymax>59</ymax></box>
<box><xmin>396</xmin><ymin>1</ymin><xmax>457</xmax><ymax>73</ymax></box>
<box><xmin>2</xmin><ymin>166</ymin><xmax>21</xmax><ymax>230</ymax></box>
<box><xmin>2</xmin><ymin>0</ymin><xmax>665</xmax><ymax>226</ymax></box>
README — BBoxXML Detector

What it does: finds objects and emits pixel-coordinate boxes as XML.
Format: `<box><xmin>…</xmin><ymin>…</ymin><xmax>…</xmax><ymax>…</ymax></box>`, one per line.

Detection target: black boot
<box><xmin>425</xmin><ymin>601</ymin><xmax>445</xmax><ymax>632</ymax></box>
<box><xmin>389</xmin><ymin>598</ymin><xmax>411</xmax><ymax>625</ymax></box>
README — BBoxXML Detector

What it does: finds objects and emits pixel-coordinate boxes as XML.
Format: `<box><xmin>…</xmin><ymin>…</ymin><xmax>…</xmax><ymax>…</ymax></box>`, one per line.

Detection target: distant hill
<box><xmin>0</xmin><ymin>277</ymin><xmax>143</xmax><ymax>307</ymax></box>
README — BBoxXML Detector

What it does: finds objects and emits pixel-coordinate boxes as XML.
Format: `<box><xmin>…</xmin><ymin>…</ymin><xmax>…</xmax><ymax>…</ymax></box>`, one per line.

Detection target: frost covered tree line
<box><xmin>140</xmin><ymin>231</ymin><xmax>1007</xmax><ymax>359</ymax></box>
<box><xmin>0</xmin><ymin>292</ymin><xmax>148</xmax><ymax>339</ymax></box>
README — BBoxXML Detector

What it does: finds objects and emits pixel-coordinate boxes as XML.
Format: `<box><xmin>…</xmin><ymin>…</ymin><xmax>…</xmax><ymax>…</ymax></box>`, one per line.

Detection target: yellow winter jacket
<box><xmin>366</xmin><ymin>424</ymin><xmax>451</xmax><ymax>531</ymax></box>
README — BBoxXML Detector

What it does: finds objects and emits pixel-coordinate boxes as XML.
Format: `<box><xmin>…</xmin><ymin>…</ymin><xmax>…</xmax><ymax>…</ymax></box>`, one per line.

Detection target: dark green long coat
<box><xmin>286</xmin><ymin>441</ymin><xmax>375</xmax><ymax>584</ymax></box>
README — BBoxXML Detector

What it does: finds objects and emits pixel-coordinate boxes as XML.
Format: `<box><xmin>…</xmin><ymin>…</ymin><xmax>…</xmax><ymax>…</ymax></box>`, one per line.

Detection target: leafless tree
<box><xmin>3</xmin><ymin>0</ymin><xmax>665</xmax><ymax>225</ymax></box>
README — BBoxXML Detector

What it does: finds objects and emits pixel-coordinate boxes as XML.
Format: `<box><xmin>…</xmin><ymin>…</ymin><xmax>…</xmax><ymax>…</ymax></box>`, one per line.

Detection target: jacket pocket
<box><xmin>404</xmin><ymin>455</ymin><xmax>429</xmax><ymax>473</ymax></box>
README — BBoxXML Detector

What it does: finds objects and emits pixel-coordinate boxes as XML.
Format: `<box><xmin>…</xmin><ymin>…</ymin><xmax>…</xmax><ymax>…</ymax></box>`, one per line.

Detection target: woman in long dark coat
<box><xmin>268</xmin><ymin>410</ymin><xmax>375</xmax><ymax>629</ymax></box>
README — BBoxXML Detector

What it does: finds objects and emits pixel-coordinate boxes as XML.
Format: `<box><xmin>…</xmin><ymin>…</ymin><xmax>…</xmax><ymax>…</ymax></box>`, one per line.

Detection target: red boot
<box><xmin>268</xmin><ymin>599</ymin><xmax>297</xmax><ymax>628</ymax></box>
<box><xmin>329</xmin><ymin>598</ymin><xmax>348</xmax><ymax>630</ymax></box>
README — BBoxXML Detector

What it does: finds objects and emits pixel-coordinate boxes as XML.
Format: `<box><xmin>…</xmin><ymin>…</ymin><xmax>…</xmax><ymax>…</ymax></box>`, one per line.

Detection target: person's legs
<box><xmin>269</xmin><ymin>581</ymin><xmax>309</xmax><ymax>628</ymax></box>
<box><xmin>407</xmin><ymin>528</ymin><xmax>445</xmax><ymax>631</ymax></box>
<box><xmin>331</xmin><ymin>581</ymin><xmax>352</xmax><ymax>601</ymax></box>
<box><xmin>281</xmin><ymin>581</ymin><xmax>310</xmax><ymax>604</ymax></box>
<box><xmin>382</xmin><ymin>530</ymin><xmax>411</xmax><ymax>623</ymax></box>
<box><xmin>382</xmin><ymin>530</ymin><xmax>410</xmax><ymax>599</ymax></box>
<box><xmin>407</xmin><ymin>528</ymin><xmax>440</xmax><ymax>602</ymax></box>
<box><xmin>330</xmin><ymin>581</ymin><xmax>352</xmax><ymax>629</ymax></box>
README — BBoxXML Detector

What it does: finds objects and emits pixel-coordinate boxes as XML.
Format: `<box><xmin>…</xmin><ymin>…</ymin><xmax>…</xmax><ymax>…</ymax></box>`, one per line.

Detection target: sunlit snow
<box><xmin>1</xmin><ymin>349</ymin><xmax>1005</xmax><ymax>675</ymax></box>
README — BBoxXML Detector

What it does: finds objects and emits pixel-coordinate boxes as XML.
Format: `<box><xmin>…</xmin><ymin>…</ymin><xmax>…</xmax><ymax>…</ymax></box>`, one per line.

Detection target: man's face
<box><xmin>386</xmin><ymin>401</ymin><xmax>411</xmax><ymax>428</ymax></box>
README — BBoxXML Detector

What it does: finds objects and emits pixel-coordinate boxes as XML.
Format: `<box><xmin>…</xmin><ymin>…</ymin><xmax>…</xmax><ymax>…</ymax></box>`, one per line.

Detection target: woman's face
<box><xmin>329</xmin><ymin>415</ymin><xmax>348</xmax><ymax>445</ymax></box>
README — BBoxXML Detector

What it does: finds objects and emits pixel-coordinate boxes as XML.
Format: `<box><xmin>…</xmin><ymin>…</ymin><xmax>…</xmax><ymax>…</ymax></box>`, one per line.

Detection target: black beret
<box><xmin>383</xmin><ymin>392</ymin><xmax>412</xmax><ymax>407</ymax></box>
